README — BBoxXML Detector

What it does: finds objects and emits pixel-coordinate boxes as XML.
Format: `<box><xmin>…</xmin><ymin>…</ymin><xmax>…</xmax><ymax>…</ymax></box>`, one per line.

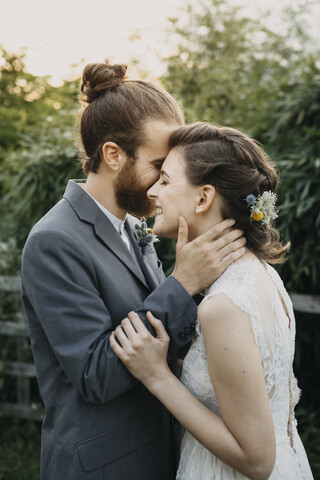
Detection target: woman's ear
<box><xmin>195</xmin><ymin>185</ymin><xmax>216</xmax><ymax>214</ymax></box>
<box><xmin>101</xmin><ymin>142</ymin><xmax>126</xmax><ymax>171</ymax></box>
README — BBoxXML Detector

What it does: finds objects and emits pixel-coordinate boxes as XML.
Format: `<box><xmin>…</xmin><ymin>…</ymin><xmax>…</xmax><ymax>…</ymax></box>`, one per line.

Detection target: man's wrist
<box><xmin>170</xmin><ymin>271</ymin><xmax>195</xmax><ymax>297</ymax></box>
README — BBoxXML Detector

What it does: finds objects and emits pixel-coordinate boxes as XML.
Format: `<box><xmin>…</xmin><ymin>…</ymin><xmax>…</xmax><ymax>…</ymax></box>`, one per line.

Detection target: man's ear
<box><xmin>195</xmin><ymin>185</ymin><xmax>216</xmax><ymax>214</ymax></box>
<box><xmin>101</xmin><ymin>142</ymin><xmax>126</xmax><ymax>171</ymax></box>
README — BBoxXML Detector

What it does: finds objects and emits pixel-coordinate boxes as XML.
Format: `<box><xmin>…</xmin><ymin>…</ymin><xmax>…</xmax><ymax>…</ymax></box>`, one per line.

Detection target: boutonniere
<box><xmin>135</xmin><ymin>217</ymin><xmax>159</xmax><ymax>247</ymax></box>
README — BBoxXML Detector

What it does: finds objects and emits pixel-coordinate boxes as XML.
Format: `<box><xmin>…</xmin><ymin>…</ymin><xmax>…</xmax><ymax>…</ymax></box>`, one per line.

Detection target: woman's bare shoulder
<box><xmin>198</xmin><ymin>292</ymin><xmax>252</xmax><ymax>338</ymax></box>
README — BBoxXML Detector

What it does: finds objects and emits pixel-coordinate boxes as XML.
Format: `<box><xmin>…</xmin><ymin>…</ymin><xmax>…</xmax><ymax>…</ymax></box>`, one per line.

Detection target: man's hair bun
<box><xmin>79</xmin><ymin>60</ymin><xmax>127</xmax><ymax>103</ymax></box>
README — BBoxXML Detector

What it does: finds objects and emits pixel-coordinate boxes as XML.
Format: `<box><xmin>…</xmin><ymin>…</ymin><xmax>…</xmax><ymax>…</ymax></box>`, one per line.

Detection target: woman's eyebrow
<box><xmin>161</xmin><ymin>170</ymin><xmax>171</xmax><ymax>179</ymax></box>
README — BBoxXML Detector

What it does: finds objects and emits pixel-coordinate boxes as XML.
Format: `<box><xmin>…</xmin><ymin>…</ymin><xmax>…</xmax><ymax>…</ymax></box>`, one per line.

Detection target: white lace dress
<box><xmin>177</xmin><ymin>258</ymin><xmax>314</xmax><ymax>480</ymax></box>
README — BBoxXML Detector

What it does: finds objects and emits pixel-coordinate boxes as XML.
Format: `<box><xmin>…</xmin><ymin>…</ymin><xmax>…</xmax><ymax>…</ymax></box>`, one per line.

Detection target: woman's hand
<box><xmin>110</xmin><ymin>311</ymin><xmax>171</xmax><ymax>390</ymax></box>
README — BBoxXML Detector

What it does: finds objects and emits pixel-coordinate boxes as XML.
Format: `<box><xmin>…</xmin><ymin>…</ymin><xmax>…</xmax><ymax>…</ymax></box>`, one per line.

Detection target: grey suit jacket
<box><xmin>21</xmin><ymin>180</ymin><xmax>197</xmax><ymax>480</ymax></box>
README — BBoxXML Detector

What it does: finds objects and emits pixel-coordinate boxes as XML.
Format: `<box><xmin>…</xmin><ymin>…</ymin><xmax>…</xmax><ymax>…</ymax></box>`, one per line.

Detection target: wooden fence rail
<box><xmin>0</xmin><ymin>276</ymin><xmax>320</xmax><ymax>422</ymax></box>
<box><xmin>0</xmin><ymin>275</ymin><xmax>44</xmax><ymax>421</ymax></box>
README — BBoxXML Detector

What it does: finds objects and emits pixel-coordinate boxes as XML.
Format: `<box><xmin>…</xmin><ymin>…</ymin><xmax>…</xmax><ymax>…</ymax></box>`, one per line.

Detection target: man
<box><xmin>21</xmin><ymin>60</ymin><xmax>245</xmax><ymax>480</ymax></box>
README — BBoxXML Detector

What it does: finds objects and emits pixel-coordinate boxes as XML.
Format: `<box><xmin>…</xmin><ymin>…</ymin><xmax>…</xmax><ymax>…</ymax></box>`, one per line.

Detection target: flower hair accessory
<box><xmin>135</xmin><ymin>217</ymin><xmax>159</xmax><ymax>247</ymax></box>
<box><xmin>245</xmin><ymin>191</ymin><xmax>278</xmax><ymax>226</ymax></box>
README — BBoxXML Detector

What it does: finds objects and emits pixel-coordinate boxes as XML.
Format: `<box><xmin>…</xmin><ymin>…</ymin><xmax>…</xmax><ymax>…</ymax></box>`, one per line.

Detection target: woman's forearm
<box><xmin>147</xmin><ymin>371</ymin><xmax>270</xmax><ymax>480</ymax></box>
<box><xmin>110</xmin><ymin>310</ymin><xmax>274</xmax><ymax>480</ymax></box>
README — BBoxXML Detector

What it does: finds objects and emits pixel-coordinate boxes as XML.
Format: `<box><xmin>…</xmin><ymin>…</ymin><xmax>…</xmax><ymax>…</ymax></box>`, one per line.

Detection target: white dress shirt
<box><xmin>83</xmin><ymin>190</ymin><xmax>138</xmax><ymax>262</ymax></box>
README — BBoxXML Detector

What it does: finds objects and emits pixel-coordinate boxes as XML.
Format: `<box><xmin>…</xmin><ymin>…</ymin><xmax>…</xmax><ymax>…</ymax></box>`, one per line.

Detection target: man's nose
<box><xmin>147</xmin><ymin>181</ymin><xmax>159</xmax><ymax>199</ymax></box>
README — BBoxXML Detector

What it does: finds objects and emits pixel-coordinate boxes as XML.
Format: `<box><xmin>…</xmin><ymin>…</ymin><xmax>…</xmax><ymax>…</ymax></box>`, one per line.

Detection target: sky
<box><xmin>1</xmin><ymin>0</ymin><xmax>320</xmax><ymax>85</ymax></box>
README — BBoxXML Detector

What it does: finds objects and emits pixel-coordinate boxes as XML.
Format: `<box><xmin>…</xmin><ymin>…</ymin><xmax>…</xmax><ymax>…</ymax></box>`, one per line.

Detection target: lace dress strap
<box><xmin>202</xmin><ymin>258</ymin><xmax>271</xmax><ymax>365</ymax></box>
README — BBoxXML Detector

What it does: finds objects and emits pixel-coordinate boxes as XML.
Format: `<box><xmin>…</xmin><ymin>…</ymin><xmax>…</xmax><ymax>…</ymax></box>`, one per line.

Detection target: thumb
<box><xmin>176</xmin><ymin>216</ymin><xmax>189</xmax><ymax>251</ymax></box>
<box><xmin>146</xmin><ymin>311</ymin><xmax>169</xmax><ymax>341</ymax></box>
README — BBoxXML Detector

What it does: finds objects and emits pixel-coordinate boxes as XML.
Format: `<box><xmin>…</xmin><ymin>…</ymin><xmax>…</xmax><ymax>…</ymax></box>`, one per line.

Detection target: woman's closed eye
<box><xmin>160</xmin><ymin>180</ymin><xmax>168</xmax><ymax>186</ymax></box>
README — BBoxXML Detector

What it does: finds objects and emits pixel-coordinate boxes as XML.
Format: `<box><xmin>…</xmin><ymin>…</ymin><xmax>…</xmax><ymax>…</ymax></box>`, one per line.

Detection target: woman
<box><xmin>110</xmin><ymin>123</ymin><xmax>314</xmax><ymax>479</ymax></box>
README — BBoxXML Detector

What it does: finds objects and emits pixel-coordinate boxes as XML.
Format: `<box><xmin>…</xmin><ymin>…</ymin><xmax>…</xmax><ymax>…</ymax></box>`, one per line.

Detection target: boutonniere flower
<box><xmin>135</xmin><ymin>217</ymin><xmax>159</xmax><ymax>247</ymax></box>
<box><xmin>245</xmin><ymin>191</ymin><xmax>278</xmax><ymax>226</ymax></box>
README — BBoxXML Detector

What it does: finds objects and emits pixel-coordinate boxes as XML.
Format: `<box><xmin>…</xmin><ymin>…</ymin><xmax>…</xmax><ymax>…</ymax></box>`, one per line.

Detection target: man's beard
<box><xmin>114</xmin><ymin>160</ymin><xmax>155</xmax><ymax>218</ymax></box>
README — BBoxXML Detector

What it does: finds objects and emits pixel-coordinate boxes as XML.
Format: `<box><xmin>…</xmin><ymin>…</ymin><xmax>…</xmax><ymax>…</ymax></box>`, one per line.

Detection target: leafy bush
<box><xmin>0</xmin><ymin>419</ymin><xmax>40</xmax><ymax>480</ymax></box>
<box><xmin>263</xmin><ymin>70</ymin><xmax>320</xmax><ymax>294</ymax></box>
<box><xmin>0</xmin><ymin>111</ymin><xmax>83</xmax><ymax>250</ymax></box>
<box><xmin>294</xmin><ymin>311</ymin><xmax>320</xmax><ymax>478</ymax></box>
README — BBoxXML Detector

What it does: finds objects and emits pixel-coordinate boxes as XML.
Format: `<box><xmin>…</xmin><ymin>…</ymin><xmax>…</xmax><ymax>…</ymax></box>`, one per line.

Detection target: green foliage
<box><xmin>0</xmin><ymin>47</ymin><xmax>46</xmax><ymax>153</ymax></box>
<box><xmin>296</xmin><ymin>404</ymin><xmax>320</xmax><ymax>478</ymax></box>
<box><xmin>276</xmin><ymin>150</ymin><xmax>320</xmax><ymax>293</ymax></box>
<box><xmin>0</xmin><ymin>418</ymin><xmax>40</xmax><ymax>480</ymax></box>
<box><xmin>162</xmin><ymin>0</ymin><xmax>315</xmax><ymax>136</ymax></box>
<box><xmin>0</xmin><ymin>290</ymin><xmax>19</xmax><ymax>400</ymax></box>
<box><xmin>0</xmin><ymin>46</ymin><xmax>78</xmax><ymax>158</ymax></box>
<box><xmin>0</xmin><ymin>112</ymin><xmax>83</xmax><ymax>249</ymax></box>
<box><xmin>156</xmin><ymin>239</ymin><xmax>177</xmax><ymax>276</ymax></box>
<box><xmin>263</xmin><ymin>67</ymin><xmax>320</xmax><ymax>293</ymax></box>
<box><xmin>294</xmin><ymin>312</ymin><xmax>320</xmax><ymax>478</ymax></box>
<box><xmin>0</xmin><ymin>47</ymin><xmax>82</xmax><ymax>252</ymax></box>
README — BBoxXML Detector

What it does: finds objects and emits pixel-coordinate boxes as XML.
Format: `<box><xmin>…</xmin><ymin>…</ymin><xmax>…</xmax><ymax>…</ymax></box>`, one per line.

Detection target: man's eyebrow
<box><xmin>150</xmin><ymin>158</ymin><xmax>166</xmax><ymax>165</ymax></box>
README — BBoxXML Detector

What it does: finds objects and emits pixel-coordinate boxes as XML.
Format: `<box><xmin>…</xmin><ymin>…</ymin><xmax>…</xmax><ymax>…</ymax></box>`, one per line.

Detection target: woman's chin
<box><xmin>154</xmin><ymin>225</ymin><xmax>179</xmax><ymax>240</ymax></box>
<box><xmin>153</xmin><ymin>219</ymin><xmax>171</xmax><ymax>239</ymax></box>
<box><xmin>152</xmin><ymin>222</ymin><xmax>164</xmax><ymax>237</ymax></box>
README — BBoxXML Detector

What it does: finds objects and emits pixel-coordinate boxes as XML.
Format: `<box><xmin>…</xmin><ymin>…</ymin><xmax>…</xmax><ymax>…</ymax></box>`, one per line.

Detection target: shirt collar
<box><xmin>84</xmin><ymin>190</ymin><xmax>126</xmax><ymax>233</ymax></box>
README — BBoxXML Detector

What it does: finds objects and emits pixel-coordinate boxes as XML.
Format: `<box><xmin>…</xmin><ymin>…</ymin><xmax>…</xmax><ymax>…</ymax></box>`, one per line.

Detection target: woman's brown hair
<box><xmin>78</xmin><ymin>60</ymin><xmax>184</xmax><ymax>174</ymax></box>
<box><xmin>169</xmin><ymin>122</ymin><xmax>290</xmax><ymax>264</ymax></box>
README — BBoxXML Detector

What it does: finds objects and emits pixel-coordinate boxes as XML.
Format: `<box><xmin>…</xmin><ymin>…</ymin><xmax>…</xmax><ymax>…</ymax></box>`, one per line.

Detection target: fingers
<box><xmin>111</xmin><ymin>312</ymin><xmax>169</xmax><ymax>364</ymax></box>
<box><xmin>146</xmin><ymin>311</ymin><xmax>170</xmax><ymax>341</ymax></box>
<box><xmin>217</xmin><ymin>245</ymin><xmax>246</xmax><ymax>270</ymax></box>
<box><xmin>213</xmin><ymin>229</ymin><xmax>246</xmax><ymax>252</ymax></box>
<box><xmin>109</xmin><ymin>332</ymin><xmax>126</xmax><ymax>359</ymax></box>
<box><xmin>112</xmin><ymin>311</ymin><xmax>154</xmax><ymax>350</ymax></box>
<box><xmin>197</xmin><ymin>218</ymin><xmax>236</xmax><ymax>242</ymax></box>
<box><xmin>113</xmin><ymin>323</ymin><xmax>131</xmax><ymax>348</ymax></box>
<box><xmin>127</xmin><ymin>311</ymin><xmax>149</xmax><ymax>335</ymax></box>
<box><xmin>215</xmin><ymin>242</ymin><xmax>246</xmax><ymax>273</ymax></box>
<box><xmin>176</xmin><ymin>216</ymin><xmax>189</xmax><ymax>250</ymax></box>
<box><xmin>120</xmin><ymin>316</ymin><xmax>137</xmax><ymax>340</ymax></box>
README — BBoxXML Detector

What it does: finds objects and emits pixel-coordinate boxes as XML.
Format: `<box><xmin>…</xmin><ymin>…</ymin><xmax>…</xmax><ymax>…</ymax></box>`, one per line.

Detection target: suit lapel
<box><xmin>63</xmin><ymin>180</ymin><xmax>150</xmax><ymax>290</ymax></box>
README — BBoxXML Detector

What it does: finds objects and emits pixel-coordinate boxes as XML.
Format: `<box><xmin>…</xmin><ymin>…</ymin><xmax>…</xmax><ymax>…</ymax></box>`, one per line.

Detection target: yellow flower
<box><xmin>252</xmin><ymin>210</ymin><xmax>264</xmax><ymax>221</ymax></box>
<box><xmin>147</xmin><ymin>228</ymin><xmax>154</xmax><ymax>234</ymax></box>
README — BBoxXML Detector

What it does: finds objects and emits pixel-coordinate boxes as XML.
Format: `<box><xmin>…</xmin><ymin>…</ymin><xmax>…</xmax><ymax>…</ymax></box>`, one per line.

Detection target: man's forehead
<box><xmin>142</xmin><ymin>120</ymin><xmax>179</xmax><ymax>145</ymax></box>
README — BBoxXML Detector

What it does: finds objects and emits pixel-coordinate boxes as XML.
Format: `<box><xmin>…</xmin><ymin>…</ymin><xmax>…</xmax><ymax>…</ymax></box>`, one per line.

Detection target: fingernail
<box><xmin>229</xmin><ymin>219</ymin><xmax>235</xmax><ymax>225</ymax></box>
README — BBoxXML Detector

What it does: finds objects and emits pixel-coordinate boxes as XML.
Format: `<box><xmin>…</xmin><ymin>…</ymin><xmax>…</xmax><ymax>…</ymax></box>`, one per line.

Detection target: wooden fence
<box><xmin>0</xmin><ymin>276</ymin><xmax>44</xmax><ymax>421</ymax></box>
<box><xmin>0</xmin><ymin>275</ymin><xmax>320</xmax><ymax>422</ymax></box>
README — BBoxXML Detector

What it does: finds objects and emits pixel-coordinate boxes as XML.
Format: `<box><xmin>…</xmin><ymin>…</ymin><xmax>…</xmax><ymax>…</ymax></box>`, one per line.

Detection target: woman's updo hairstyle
<box><xmin>78</xmin><ymin>59</ymin><xmax>184</xmax><ymax>174</ymax></box>
<box><xmin>169</xmin><ymin>122</ymin><xmax>290</xmax><ymax>264</ymax></box>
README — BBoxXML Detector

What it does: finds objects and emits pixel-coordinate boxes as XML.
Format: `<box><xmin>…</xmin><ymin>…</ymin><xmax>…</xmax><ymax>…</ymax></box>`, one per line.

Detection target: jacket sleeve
<box><xmin>21</xmin><ymin>228</ymin><xmax>197</xmax><ymax>405</ymax></box>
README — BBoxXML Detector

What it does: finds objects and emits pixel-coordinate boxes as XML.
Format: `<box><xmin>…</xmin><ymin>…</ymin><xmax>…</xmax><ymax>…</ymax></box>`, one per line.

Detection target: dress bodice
<box><xmin>180</xmin><ymin>257</ymin><xmax>300</xmax><ymax>447</ymax></box>
<box><xmin>177</xmin><ymin>257</ymin><xmax>313</xmax><ymax>479</ymax></box>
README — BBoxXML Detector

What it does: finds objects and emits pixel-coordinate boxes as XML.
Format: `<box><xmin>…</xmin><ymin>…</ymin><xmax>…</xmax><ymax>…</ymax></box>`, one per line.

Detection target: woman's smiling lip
<box><xmin>155</xmin><ymin>206</ymin><xmax>163</xmax><ymax>216</ymax></box>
